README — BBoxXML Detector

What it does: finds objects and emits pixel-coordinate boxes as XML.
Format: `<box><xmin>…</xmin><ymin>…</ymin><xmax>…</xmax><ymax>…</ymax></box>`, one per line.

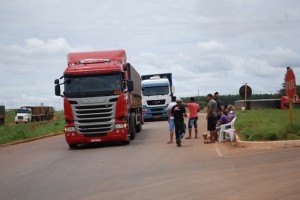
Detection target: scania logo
<box><xmin>80</xmin><ymin>98</ymin><xmax>106</xmax><ymax>104</ymax></box>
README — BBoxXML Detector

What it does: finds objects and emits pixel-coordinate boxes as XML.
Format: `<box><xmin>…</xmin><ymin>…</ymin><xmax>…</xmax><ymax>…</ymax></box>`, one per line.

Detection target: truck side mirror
<box><xmin>171</xmin><ymin>86</ymin><xmax>175</xmax><ymax>94</ymax></box>
<box><xmin>55</xmin><ymin>84</ymin><xmax>61</xmax><ymax>96</ymax></box>
<box><xmin>123</xmin><ymin>63</ymin><xmax>130</xmax><ymax>71</ymax></box>
<box><xmin>54</xmin><ymin>79</ymin><xmax>59</xmax><ymax>84</ymax></box>
<box><xmin>127</xmin><ymin>80</ymin><xmax>134</xmax><ymax>92</ymax></box>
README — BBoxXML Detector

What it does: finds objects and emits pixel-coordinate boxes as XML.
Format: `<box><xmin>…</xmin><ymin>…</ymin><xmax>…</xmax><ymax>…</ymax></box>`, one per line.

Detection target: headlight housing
<box><xmin>115</xmin><ymin>123</ymin><xmax>127</xmax><ymax>129</ymax></box>
<box><xmin>65</xmin><ymin>127</ymin><xmax>76</xmax><ymax>132</ymax></box>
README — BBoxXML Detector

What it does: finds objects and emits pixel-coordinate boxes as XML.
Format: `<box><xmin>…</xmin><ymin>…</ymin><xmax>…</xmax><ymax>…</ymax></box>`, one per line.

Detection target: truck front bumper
<box><xmin>65</xmin><ymin>128</ymin><xmax>129</xmax><ymax>145</ymax></box>
<box><xmin>143</xmin><ymin>105</ymin><xmax>168</xmax><ymax>120</ymax></box>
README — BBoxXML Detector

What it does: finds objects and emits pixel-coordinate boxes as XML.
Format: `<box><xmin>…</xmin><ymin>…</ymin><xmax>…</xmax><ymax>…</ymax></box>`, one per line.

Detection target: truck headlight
<box><xmin>65</xmin><ymin>127</ymin><xmax>76</xmax><ymax>132</ymax></box>
<box><xmin>142</xmin><ymin>109</ymin><xmax>148</xmax><ymax>113</ymax></box>
<box><xmin>115</xmin><ymin>123</ymin><xmax>127</xmax><ymax>129</ymax></box>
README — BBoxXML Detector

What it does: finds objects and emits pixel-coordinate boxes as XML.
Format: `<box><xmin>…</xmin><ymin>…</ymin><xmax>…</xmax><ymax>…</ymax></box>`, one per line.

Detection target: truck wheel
<box><xmin>68</xmin><ymin>144</ymin><xmax>78</xmax><ymax>149</ymax></box>
<box><xmin>136</xmin><ymin>122</ymin><xmax>142</xmax><ymax>133</ymax></box>
<box><xmin>130</xmin><ymin>114</ymin><xmax>136</xmax><ymax>140</ymax></box>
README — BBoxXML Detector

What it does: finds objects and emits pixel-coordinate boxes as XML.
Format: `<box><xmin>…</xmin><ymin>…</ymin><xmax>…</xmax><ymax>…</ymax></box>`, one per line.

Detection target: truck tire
<box><xmin>68</xmin><ymin>144</ymin><xmax>78</xmax><ymax>149</ymax></box>
<box><xmin>136</xmin><ymin>122</ymin><xmax>142</xmax><ymax>133</ymax></box>
<box><xmin>130</xmin><ymin>113</ymin><xmax>136</xmax><ymax>140</ymax></box>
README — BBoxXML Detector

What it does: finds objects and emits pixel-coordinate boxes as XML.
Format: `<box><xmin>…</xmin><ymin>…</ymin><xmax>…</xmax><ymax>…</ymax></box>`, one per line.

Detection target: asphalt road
<box><xmin>1</xmin><ymin>114</ymin><xmax>300</xmax><ymax>200</ymax></box>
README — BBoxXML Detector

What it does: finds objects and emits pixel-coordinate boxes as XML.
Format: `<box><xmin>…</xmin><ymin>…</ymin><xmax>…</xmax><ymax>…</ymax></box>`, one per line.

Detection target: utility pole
<box><xmin>197</xmin><ymin>90</ymin><xmax>200</xmax><ymax>105</ymax></box>
<box><xmin>244</xmin><ymin>83</ymin><xmax>247</xmax><ymax>110</ymax></box>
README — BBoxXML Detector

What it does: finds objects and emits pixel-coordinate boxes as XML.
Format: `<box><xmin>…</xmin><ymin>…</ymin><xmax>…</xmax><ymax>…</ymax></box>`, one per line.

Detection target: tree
<box><xmin>277</xmin><ymin>81</ymin><xmax>300</xmax><ymax>97</ymax></box>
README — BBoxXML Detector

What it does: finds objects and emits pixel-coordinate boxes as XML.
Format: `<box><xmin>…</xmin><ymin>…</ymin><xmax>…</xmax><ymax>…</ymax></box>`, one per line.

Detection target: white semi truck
<box><xmin>141</xmin><ymin>73</ymin><xmax>175</xmax><ymax>120</ymax></box>
<box><xmin>15</xmin><ymin>106</ymin><xmax>54</xmax><ymax>123</ymax></box>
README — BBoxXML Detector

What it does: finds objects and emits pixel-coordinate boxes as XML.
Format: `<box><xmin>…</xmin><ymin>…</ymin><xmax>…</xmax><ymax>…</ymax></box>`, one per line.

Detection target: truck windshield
<box><xmin>64</xmin><ymin>74</ymin><xmax>122</xmax><ymax>98</ymax></box>
<box><xmin>17</xmin><ymin>109</ymin><xmax>30</xmax><ymax>113</ymax></box>
<box><xmin>142</xmin><ymin>86</ymin><xmax>169</xmax><ymax>96</ymax></box>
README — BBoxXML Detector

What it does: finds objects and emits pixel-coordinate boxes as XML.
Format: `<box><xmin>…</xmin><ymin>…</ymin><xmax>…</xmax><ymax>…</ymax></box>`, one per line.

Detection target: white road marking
<box><xmin>214</xmin><ymin>143</ymin><xmax>224</xmax><ymax>158</ymax></box>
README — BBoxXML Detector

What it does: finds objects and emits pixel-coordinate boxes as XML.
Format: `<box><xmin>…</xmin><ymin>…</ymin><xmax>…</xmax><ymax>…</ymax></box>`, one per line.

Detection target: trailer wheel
<box><xmin>130</xmin><ymin>113</ymin><xmax>136</xmax><ymax>140</ymax></box>
<box><xmin>136</xmin><ymin>122</ymin><xmax>142</xmax><ymax>133</ymax></box>
<box><xmin>68</xmin><ymin>144</ymin><xmax>78</xmax><ymax>149</ymax></box>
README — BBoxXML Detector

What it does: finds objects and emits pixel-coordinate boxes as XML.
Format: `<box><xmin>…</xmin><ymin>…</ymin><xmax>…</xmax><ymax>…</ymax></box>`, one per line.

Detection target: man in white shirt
<box><xmin>167</xmin><ymin>96</ymin><xmax>177</xmax><ymax>144</ymax></box>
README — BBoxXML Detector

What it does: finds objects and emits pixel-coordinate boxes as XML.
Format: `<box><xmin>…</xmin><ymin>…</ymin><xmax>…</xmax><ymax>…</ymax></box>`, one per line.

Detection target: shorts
<box><xmin>188</xmin><ymin>117</ymin><xmax>198</xmax><ymax>128</ymax></box>
<box><xmin>169</xmin><ymin>118</ymin><xmax>175</xmax><ymax>132</ymax></box>
<box><xmin>207</xmin><ymin>116</ymin><xmax>217</xmax><ymax>131</ymax></box>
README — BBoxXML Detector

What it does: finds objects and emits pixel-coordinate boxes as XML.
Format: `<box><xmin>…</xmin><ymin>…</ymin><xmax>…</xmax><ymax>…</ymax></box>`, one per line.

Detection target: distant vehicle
<box><xmin>281</xmin><ymin>96</ymin><xmax>300</xmax><ymax>109</ymax></box>
<box><xmin>54</xmin><ymin>50</ymin><xmax>143</xmax><ymax>149</ymax></box>
<box><xmin>0</xmin><ymin>105</ymin><xmax>5</xmax><ymax>125</ymax></box>
<box><xmin>141</xmin><ymin>73</ymin><xmax>175</xmax><ymax>120</ymax></box>
<box><xmin>15</xmin><ymin>106</ymin><xmax>54</xmax><ymax>123</ymax></box>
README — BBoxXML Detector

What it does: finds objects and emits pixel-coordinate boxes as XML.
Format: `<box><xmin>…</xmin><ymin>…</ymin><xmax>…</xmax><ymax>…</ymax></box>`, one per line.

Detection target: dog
<box><xmin>202</xmin><ymin>133</ymin><xmax>210</xmax><ymax>144</ymax></box>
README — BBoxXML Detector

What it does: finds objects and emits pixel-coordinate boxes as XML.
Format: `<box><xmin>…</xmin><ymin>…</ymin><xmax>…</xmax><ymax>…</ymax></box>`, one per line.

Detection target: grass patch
<box><xmin>5</xmin><ymin>110</ymin><xmax>17</xmax><ymax>124</ymax></box>
<box><xmin>0</xmin><ymin>111</ymin><xmax>64</xmax><ymax>145</ymax></box>
<box><xmin>236</xmin><ymin>109</ymin><xmax>300</xmax><ymax>141</ymax></box>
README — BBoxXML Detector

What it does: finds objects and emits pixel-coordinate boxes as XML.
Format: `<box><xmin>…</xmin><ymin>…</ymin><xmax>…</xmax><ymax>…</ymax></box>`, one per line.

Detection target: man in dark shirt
<box><xmin>207</xmin><ymin>94</ymin><xmax>218</xmax><ymax>143</ymax></box>
<box><xmin>214</xmin><ymin>92</ymin><xmax>222</xmax><ymax>111</ymax></box>
<box><xmin>171</xmin><ymin>98</ymin><xmax>187</xmax><ymax>147</ymax></box>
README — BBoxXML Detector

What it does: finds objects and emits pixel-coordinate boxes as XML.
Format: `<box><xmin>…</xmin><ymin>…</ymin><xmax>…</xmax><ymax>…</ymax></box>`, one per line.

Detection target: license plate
<box><xmin>154</xmin><ymin>115</ymin><xmax>161</xmax><ymax>118</ymax></box>
<box><xmin>91</xmin><ymin>138</ymin><xmax>102</xmax><ymax>142</ymax></box>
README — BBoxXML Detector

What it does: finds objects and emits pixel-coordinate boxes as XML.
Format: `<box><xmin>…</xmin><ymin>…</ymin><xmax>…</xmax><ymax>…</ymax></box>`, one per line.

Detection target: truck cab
<box><xmin>141</xmin><ymin>73</ymin><xmax>175</xmax><ymax>120</ymax></box>
<box><xmin>15</xmin><ymin>107</ymin><xmax>32</xmax><ymax>123</ymax></box>
<box><xmin>54</xmin><ymin>50</ymin><xmax>143</xmax><ymax>148</ymax></box>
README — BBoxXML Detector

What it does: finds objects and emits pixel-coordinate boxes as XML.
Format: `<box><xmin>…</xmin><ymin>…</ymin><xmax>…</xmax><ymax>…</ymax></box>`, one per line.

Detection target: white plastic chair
<box><xmin>218</xmin><ymin>117</ymin><xmax>237</xmax><ymax>142</ymax></box>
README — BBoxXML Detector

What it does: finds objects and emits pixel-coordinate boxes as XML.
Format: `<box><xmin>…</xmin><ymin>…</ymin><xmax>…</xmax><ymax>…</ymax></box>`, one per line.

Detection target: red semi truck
<box><xmin>54</xmin><ymin>50</ymin><xmax>143</xmax><ymax>148</ymax></box>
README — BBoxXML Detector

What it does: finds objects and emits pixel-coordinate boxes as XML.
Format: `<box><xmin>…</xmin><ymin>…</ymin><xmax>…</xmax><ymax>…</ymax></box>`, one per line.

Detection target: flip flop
<box><xmin>167</xmin><ymin>141</ymin><xmax>173</xmax><ymax>144</ymax></box>
<box><xmin>185</xmin><ymin>137</ymin><xmax>191</xmax><ymax>139</ymax></box>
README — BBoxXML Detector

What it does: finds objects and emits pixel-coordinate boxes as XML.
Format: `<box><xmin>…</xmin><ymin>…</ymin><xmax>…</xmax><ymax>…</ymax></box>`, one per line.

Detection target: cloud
<box><xmin>261</xmin><ymin>47</ymin><xmax>300</xmax><ymax>68</ymax></box>
<box><xmin>0</xmin><ymin>37</ymin><xmax>87</xmax><ymax>109</ymax></box>
<box><xmin>1</xmin><ymin>0</ymin><xmax>300</xmax><ymax>108</ymax></box>
<box><xmin>196</xmin><ymin>40</ymin><xmax>227</xmax><ymax>53</ymax></box>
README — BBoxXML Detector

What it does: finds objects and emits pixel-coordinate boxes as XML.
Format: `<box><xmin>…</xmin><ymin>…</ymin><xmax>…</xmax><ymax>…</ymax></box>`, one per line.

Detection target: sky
<box><xmin>0</xmin><ymin>0</ymin><xmax>299</xmax><ymax>110</ymax></box>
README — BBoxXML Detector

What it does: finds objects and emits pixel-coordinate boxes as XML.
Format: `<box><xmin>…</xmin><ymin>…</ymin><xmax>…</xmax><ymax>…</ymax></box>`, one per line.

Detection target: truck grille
<box><xmin>149</xmin><ymin>107</ymin><xmax>164</xmax><ymax>116</ymax></box>
<box><xmin>18</xmin><ymin>116</ymin><xmax>23</xmax><ymax>119</ymax></box>
<box><xmin>147</xmin><ymin>99</ymin><xmax>166</xmax><ymax>106</ymax></box>
<box><xmin>69</xmin><ymin>96</ymin><xmax>117</xmax><ymax>135</ymax></box>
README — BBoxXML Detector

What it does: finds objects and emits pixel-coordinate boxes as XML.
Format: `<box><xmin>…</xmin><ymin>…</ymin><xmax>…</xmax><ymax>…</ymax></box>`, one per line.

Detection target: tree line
<box><xmin>181</xmin><ymin>83</ymin><xmax>300</xmax><ymax>109</ymax></box>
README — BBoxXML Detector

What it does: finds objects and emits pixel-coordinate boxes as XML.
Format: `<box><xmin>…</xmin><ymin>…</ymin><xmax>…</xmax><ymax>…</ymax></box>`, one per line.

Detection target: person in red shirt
<box><xmin>185</xmin><ymin>97</ymin><xmax>200</xmax><ymax>139</ymax></box>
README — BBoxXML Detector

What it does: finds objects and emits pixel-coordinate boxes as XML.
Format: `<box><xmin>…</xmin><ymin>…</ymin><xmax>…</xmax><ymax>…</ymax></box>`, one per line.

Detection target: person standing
<box><xmin>214</xmin><ymin>92</ymin><xmax>222</xmax><ymax>119</ymax></box>
<box><xmin>171</xmin><ymin>98</ymin><xmax>187</xmax><ymax>147</ymax></box>
<box><xmin>185</xmin><ymin>97</ymin><xmax>200</xmax><ymax>139</ymax></box>
<box><xmin>167</xmin><ymin>96</ymin><xmax>177</xmax><ymax>144</ymax></box>
<box><xmin>206</xmin><ymin>94</ymin><xmax>218</xmax><ymax>143</ymax></box>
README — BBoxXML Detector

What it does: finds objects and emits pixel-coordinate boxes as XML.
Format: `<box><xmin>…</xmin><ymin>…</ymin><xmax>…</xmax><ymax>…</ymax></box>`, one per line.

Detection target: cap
<box><xmin>176</xmin><ymin>98</ymin><xmax>183</xmax><ymax>103</ymax></box>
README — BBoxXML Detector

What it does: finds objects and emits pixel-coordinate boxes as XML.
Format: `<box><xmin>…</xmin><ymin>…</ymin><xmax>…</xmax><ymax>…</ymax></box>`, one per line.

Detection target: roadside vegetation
<box><xmin>0</xmin><ymin>111</ymin><xmax>64</xmax><ymax>145</ymax></box>
<box><xmin>235</xmin><ymin>109</ymin><xmax>300</xmax><ymax>141</ymax></box>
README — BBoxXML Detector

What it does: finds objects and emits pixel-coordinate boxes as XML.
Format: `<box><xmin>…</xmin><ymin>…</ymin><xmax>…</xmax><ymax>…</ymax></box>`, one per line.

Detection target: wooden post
<box><xmin>289</xmin><ymin>99</ymin><xmax>295</xmax><ymax>123</ymax></box>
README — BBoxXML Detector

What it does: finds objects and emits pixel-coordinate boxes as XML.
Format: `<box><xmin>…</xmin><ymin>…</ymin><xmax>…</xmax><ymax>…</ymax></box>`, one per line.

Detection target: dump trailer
<box><xmin>141</xmin><ymin>73</ymin><xmax>175</xmax><ymax>120</ymax></box>
<box><xmin>15</xmin><ymin>106</ymin><xmax>54</xmax><ymax>123</ymax></box>
<box><xmin>0</xmin><ymin>106</ymin><xmax>5</xmax><ymax>125</ymax></box>
<box><xmin>54</xmin><ymin>49</ymin><xmax>143</xmax><ymax>149</ymax></box>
